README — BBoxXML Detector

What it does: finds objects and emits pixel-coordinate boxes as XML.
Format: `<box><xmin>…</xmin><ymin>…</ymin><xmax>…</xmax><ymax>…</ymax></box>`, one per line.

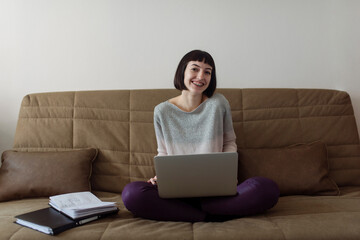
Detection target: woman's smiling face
<box><xmin>183</xmin><ymin>60</ymin><xmax>212</xmax><ymax>95</ymax></box>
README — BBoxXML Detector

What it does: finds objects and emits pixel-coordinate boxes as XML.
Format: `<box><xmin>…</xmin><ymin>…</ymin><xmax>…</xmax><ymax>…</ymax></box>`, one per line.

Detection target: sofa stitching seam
<box><xmin>296</xmin><ymin>89</ymin><xmax>304</xmax><ymax>143</ymax></box>
<box><xmin>98</xmin><ymin>222</ymin><xmax>112</xmax><ymax>240</ymax></box>
<box><xmin>11</xmin><ymin>147</ymin><xmax>159</xmax><ymax>154</ymax></box>
<box><xmin>8</xmin><ymin>226</ymin><xmax>23</xmax><ymax>240</ymax></box>
<box><xmin>17</xmin><ymin>114</ymin><xmax>355</xmax><ymax>121</ymax></box>
<box><xmin>73</xmin><ymin>92</ymin><xmax>76</xmax><ymax>149</ymax></box>
<box><xmin>20</xmin><ymin>103</ymin><xmax>353</xmax><ymax>110</ymax></box>
<box><xmin>265</xmin><ymin>213</ymin><xmax>287</xmax><ymax>240</ymax></box>
<box><xmin>128</xmin><ymin>91</ymin><xmax>131</xmax><ymax>183</ymax></box>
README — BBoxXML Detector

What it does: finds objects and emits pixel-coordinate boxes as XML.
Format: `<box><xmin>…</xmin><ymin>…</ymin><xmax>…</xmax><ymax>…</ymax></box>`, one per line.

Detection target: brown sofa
<box><xmin>1</xmin><ymin>88</ymin><xmax>360</xmax><ymax>239</ymax></box>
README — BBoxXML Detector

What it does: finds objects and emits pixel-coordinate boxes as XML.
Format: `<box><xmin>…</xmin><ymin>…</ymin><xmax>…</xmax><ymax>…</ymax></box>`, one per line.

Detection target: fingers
<box><xmin>148</xmin><ymin>176</ymin><xmax>157</xmax><ymax>185</ymax></box>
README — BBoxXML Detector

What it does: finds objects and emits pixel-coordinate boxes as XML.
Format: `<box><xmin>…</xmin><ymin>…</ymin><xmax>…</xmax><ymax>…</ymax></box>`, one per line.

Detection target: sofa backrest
<box><xmin>13</xmin><ymin>89</ymin><xmax>360</xmax><ymax>193</ymax></box>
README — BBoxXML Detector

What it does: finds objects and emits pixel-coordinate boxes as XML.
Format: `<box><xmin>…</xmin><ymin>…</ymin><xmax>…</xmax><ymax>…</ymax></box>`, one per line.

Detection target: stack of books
<box><xmin>14</xmin><ymin>192</ymin><xmax>119</xmax><ymax>235</ymax></box>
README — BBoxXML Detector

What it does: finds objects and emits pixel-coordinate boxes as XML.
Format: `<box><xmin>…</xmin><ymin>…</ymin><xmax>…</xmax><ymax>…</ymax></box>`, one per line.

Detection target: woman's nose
<box><xmin>197</xmin><ymin>70</ymin><xmax>205</xmax><ymax>79</ymax></box>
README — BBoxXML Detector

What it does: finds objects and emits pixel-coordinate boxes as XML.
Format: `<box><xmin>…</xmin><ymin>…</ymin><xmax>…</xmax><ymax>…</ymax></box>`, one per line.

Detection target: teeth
<box><xmin>192</xmin><ymin>81</ymin><xmax>204</xmax><ymax>87</ymax></box>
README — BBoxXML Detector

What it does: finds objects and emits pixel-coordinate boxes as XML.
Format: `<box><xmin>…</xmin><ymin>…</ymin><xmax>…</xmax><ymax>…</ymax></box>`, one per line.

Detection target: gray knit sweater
<box><xmin>154</xmin><ymin>93</ymin><xmax>237</xmax><ymax>156</ymax></box>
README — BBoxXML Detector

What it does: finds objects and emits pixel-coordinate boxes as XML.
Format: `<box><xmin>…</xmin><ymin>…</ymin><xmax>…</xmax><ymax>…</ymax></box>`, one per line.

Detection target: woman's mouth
<box><xmin>191</xmin><ymin>81</ymin><xmax>205</xmax><ymax>87</ymax></box>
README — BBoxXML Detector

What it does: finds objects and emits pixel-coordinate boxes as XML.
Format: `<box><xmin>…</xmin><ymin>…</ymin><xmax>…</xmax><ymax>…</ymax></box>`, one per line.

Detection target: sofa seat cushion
<box><xmin>1</xmin><ymin>188</ymin><xmax>360</xmax><ymax>240</ymax></box>
<box><xmin>0</xmin><ymin>193</ymin><xmax>195</xmax><ymax>240</ymax></box>
<box><xmin>193</xmin><ymin>189</ymin><xmax>360</xmax><ymax>240</ymax></box>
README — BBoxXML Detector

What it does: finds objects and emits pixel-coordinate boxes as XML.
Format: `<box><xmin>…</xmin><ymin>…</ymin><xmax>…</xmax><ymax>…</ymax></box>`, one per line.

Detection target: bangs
<box><xmin>186</xmin><ymin>50</ymin><xmax>215</xmax><ymax>68</ymax></box>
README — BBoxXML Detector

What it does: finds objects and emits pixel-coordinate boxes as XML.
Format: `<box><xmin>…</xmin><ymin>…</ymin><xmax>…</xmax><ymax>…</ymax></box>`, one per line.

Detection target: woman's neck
<box><xmin>176</xmin><ymin>91</ymin><xmax>206</xmax><ymax>112</ymax></box>
<box><xmin>168</xmin><ymin>91</ymin><xmax>207</xmax><ymax>113</ymax></box>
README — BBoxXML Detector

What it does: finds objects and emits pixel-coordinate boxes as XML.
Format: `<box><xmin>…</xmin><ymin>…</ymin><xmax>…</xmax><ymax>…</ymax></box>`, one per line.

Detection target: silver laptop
<box><xmin>154</xmin><ymin>152</ymin><xmax>238</xmax><ymax>198</ymax></box>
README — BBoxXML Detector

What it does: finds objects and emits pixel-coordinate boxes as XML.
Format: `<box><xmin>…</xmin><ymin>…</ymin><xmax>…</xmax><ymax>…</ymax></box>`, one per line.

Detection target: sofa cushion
<box><xmin>238</xmin><ymin>141</ymin><xmax>340</xmax><ymax>196</ymax></box>
<box><xmin>0</xmin><ymin>148</ymin><xmax>98</xmax><ymax>202</ymax></box>
<box><xmin>2</xmin><ymin>188</ymin><xmax>360</xmax><ymax>239</ymax></box>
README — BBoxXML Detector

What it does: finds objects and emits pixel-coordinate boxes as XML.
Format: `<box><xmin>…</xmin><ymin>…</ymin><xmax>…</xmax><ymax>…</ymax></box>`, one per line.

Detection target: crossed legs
<box><xmin>122</xmin><ymin>177</ymin><xmax>279</xmax><ymax>222</ymax></box>
<box><xmin>122</xmin><ymin>181</ymin><xmax>206</xmax><ymax>222</ymax></box>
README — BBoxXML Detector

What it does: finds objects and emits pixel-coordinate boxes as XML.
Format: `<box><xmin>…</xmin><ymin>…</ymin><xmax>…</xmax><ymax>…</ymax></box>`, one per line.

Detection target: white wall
<box><xmin>1</xmin><ymin>0</ymin><xmax>360</xmax><ymax>154</ymax></box>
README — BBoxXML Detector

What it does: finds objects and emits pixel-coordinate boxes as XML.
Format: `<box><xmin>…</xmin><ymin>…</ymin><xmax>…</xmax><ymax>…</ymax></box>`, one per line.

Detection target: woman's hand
<box><xmin>147</xmin><ymin>176</ymin><xmax>157</xmax><ymax>185</ymax></box>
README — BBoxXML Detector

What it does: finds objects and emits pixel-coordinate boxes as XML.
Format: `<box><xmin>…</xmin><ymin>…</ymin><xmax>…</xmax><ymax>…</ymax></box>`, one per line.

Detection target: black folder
<box><xmin>15</xmin><ymin>207</ymin><xmax>118</xmax><ymax>235</ymax></box>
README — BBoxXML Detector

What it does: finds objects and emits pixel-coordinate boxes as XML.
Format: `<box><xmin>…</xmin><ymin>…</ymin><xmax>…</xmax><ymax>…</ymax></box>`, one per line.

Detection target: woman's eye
<box><xmin>191</xmin><ymin>68</ymin><xmax>199</xmax><ymax>72</ymax></box>
<box><xmin>205</xmin><ymin>71</ymin><xmax>211</xmax><ymax>75</ymax></box>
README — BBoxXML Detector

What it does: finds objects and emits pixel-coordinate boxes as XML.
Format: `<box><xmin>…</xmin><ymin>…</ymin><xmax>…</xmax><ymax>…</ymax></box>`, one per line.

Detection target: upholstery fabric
<box><xmin>238</xmin><ymin>141</ymin><xmax>339</xmax><ymax>196</ymax></box>
<box><xmin>0</xmin><ymin>149</ymin><xmax>97</xmax><ymax>202</ymax></box>
<box><xmin>1</xmin><ymin>188</ymin><xmax>360</xmax><ymax>240</ymax></box>
<box><xmin>12</xmin><ymin>89</ymin><xmax>360</xmax><ymax>193</ymax></box>
<box><xmin>2</xmin><ymin>88</ymin><xmax>360</xmax><ymax>239</ymax></box>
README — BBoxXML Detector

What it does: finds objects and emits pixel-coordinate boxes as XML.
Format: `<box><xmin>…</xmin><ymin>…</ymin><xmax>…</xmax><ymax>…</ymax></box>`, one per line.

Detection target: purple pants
<box><xmin>122</xmin><ymin>176</ymin><xmax>279</xmax><ymax>222</ymax></box>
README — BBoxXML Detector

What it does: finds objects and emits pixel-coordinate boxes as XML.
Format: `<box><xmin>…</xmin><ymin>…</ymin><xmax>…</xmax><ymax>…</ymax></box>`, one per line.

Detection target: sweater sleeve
<box><xmin>222</xmin><ymin>98</ymin><xmax>238</xmax><ymax>152</ymax></box>
<box><xmin>154</xmin><ymin>107</ymin><xmax>168</xmax><ymax>156</ymax></box>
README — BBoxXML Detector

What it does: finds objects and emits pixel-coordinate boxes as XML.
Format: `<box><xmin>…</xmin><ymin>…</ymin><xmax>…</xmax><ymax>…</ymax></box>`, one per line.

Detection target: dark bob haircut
<box><xmin>174</xmin><ymin>50</ymin><xmax>217</xmax><ymax>98</ymax></box>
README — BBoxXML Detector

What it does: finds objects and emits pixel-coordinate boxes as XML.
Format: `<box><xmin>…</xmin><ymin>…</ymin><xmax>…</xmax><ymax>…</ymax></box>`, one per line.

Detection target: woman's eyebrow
<box><xmin>191</xmin><ymin>64</ymin><xmax>212</xmax><ymax>70</ymax></box>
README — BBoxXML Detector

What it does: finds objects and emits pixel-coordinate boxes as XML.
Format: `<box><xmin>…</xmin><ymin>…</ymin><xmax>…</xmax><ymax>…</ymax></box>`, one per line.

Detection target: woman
<box><xmin>122</xmin><ymin>50</ymin><xmax>279</xmax><ymax>222</ymax></box>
